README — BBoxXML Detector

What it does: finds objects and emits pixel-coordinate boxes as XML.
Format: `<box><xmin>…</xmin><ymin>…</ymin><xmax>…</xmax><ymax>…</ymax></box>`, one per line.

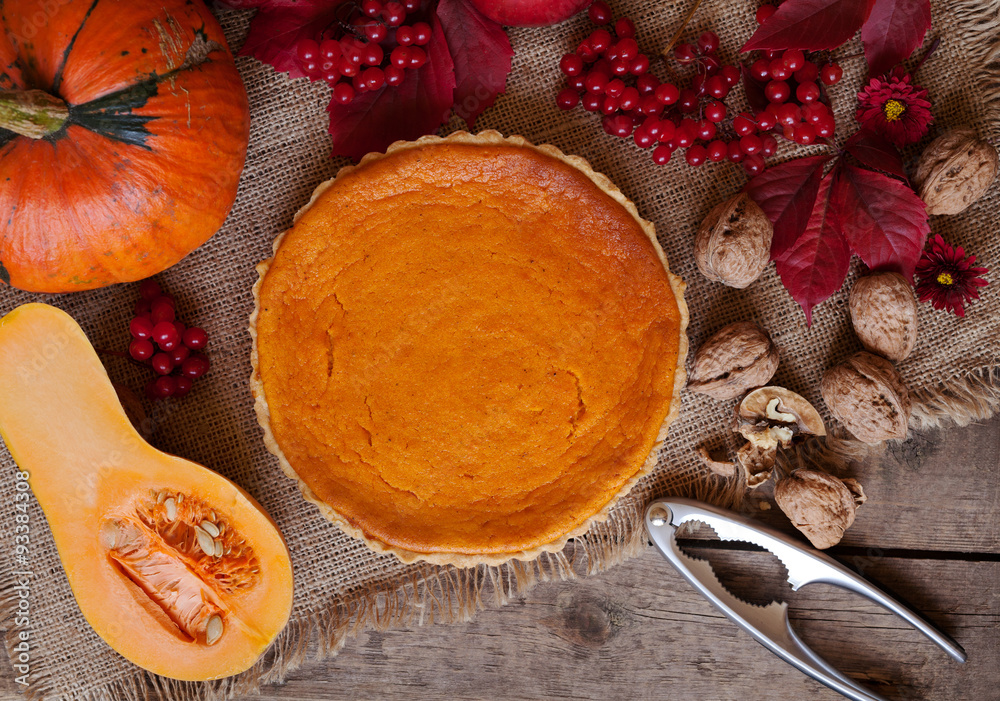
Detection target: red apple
<box><xmin>468</xmin><ymin>0</ymin><xmax>593</xmax><ymax>26</ymax></box>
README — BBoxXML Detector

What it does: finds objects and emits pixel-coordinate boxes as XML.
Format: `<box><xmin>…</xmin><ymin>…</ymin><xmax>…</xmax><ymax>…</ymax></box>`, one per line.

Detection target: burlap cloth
<box><xmin>1</xmin><ymin>0</ymin><xmax>998</xmax><ymax>698</ymax></box>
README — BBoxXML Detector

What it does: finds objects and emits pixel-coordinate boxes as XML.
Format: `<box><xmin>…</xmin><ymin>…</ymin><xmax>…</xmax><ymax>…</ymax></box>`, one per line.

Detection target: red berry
<box><xmin>390</xmin><ymin>46</ymin><xmax>410</xmax><ymax>68</ymax></box>
<box><xmin>750</xmin><ymin>59</ymin><xmax>770</xmax><ymax>81</ymax></box>
<box><xmin>173</xmin><ymin>376</ymin><xmax>193</xmax><ymax>398</ymax></box>
<box><xmin>152</xmin><ymin>320</ymin><xmax>179</xmax><ymax>347</ymax></box>
<box><xmin>697</xmin><ymin>31</ymin><xmax>719</xmax><ymax>54</ymax></box>
<box><xmin>384</xmin><ymin>65</ymin><xmax>405</xmax><ymax>86</ymax></box>
<box><xmin>561</xmin><ymin>54</ymin><xmax>584</xmax><ymax>76</ymax></box>
<box><xmin>815</xmin><ymin>114</ymin><xmax>836</xmax><ymax>138</ymax></box>
<box><xmin>557</xmin><ymin>88</ymin><xmax>579</xmax><ymax>110</ymax></box>
<box><xmin>796</xmin><ymin>81</ymin><xmax>820</xmax><ymax>103</ymax></box>
<box><xmin>297</xmin><ymin>38</ymin><xmax>320</xmax><ymax>63</ymax></box>
<box><xmin>352</xmin><ymin>73</ymin><xmax>368</xmax><ymax>93</ymax></box>
<box><xmin>756</xmin><ymin>110</ymin><xmax>777</xmax><ymax>131</ymax></box>
<box><xmin>361</xmin><ymin>0</ymin><xmax>382</xmax><ymax>17</ymax></box>
<box><xmin>636</xmin><ymin>72</ymin><xmax>660</xmax><ymax>94</ymax></box>
<box><xmin>338</xmin><ymin>57</ymin><xmax>358</xmax><ymax>77</ymax></box>
<box><xmin>740</xmin><ymin>133</ymin><xmax>763</xmax><ymax>154</ymax></box>
<box><xmin>652</xmin><ymin>144</ymin><xmax>673</xmax><ymax>165</ymax></box>
<box><xmin>332</xmin><ymin>82</ymin><xmax>355</xmax><ymax>104</ymax></box>
<box><xmin>363</xmin><ymin>66</ymin><xmax>385</xmax><ymax>90</ymax></box>
<box><xmin>796</xmin><ymin>123</ymin><xmax>817</xmax><ymax>145</ymax></box>
<box><xmin>619</xmin><ymin>86</ymin><xmax>639</xmax><ymax>111</ymax></box>
<box><xmin>151</xmin><ymin>352</ymin><xmax>174</xmax><ymax>376</ymax></box>
<box><xmin>139</xmin><ymin>279</ymin><xmax>161</xmax><ymax>301</ymax></box>
<box><xmin>411</xmin><ymin>22</ymin><xmax>431</xmax><ymax>45</ymax></box>
<box><xmin>678</xmin><ymin>88</ymin><xmax>699</xmax><ymax>112</ymax></box>
<box><xmin>589</xmin><ymin>28</ymin><xmax>612</xmax><ymax>54</ymax></box>
<box><xmin>614</xmin><ymin>17</ymin><xmax>636</xmax><ymax>39</ymax></box>
<box><xmin>674</xmin><ymin>122</ymin><xmax>696</xmax><ymax>148</ymax></box>
<box><xmin>763</xmin><ymin>49</ymin><xmax>782</xmax><ymax>60</ymax></box>
<box><xmin>582</xmin><ymin>92</ymin><xmax>602</xmax><ymax>112</ymax></box>
<box><xmin>382</xmin><ymin>1</ymin><xmax>405</xmax><ymax>26</ymax></box>
<box><xmin>365</xmin><ymin>23</ymin><xmax>388</xmax><ymax>42</ymax></box>
<box><xmin>820</xmin><ymin>62</ymin><xmax>843</xmax><ymax>85</ymax></box>
<box><xmin>363</xmin><ymin>43</ymin><xmax>383</xmax><ymax>66</ymax></box>
<box><xmin>707</xmin><ymin>139</ymin><xmax>728</xmax><ymax>162</ymax></box>
<box><xmin>603</xmin><ymin>114</ymin><xmax>633</xmax><ymax>138</ymax></box>
<box><xmin>704</xmin><ymin>100</ymin><xmax>726</xmax><ymax>123</ymax></box>
<box><xmin>402</xmin><ymin>0</ymin><xmax>419</xmax><ymax>10</ymax></box>
<box><xmin>685</xmin><ymin>144</ymin><xmax>708</xmax><ymax>166</ymax></box>
<box><xmin>320</xmin><ymin>39</ymin><xmax>341</xmax><ymax>61</ymax></box>
<box><xmin>585</xmin><ymin>71</ymin><xmax>609</xmax><ymax>93</ymax></box>
<box><xmin>182</xmin><ymin>327</ymin><xmax>207</xmax><ymax>350</ymax></box>
<box><xmin>408</xmin><ymin>46</ymin><xmax>427</xmax><ymax>68</ymax></box>
<box><xmin>608</xmin><ymin>57</ymin><xmax>628</xmax><ymax>76</ymax></box>
<box><xmin>655</xmin><ymin>83</ymin><xmax>680</xmax><ymax>105</ymax></box>
<box><xmin>148</xmin><ymin>376</ymin><xmax>177</xmax><ymax>400</ymax></box>
<box><xmin>776</xmin><ymin>102</ymin><xmax>801</xmax><ymax>126</ymax></box>
<box><xmin>576</xmin><ymin>40</ymin><xmax>598</xmax><ymax>62</ymax></box>
<box><xmin>182</xmin><ymin>354</ymin><xmax>210</xmax><ymax>380</ymax></box>
<box><xmin>733</xmin><ymin>113</ymin><xmax>756</xmax><ymax>136</ymax></box>
<box><xmin>605</xmin><ymin>78</ymin><xmax>625</xmax><ymax>97</ymax></box>
<box><xmin>761</xmin><ymin>134</ymin><xmax>778</xmax><ymax>156</ymax></box>
<box><xmin>755</xmin><ymin>4</ymin><xmax>777</xmax><ymax>23</ymax></box>
<box><xmin>150</xmin><ymin>298</ymin><xmax>175</xmax><ymax>325</ymax></box>
<box><xmin>636</xmin><ymin>95</ymin><xmax>659</xmax><ymax>116</ymax></box>
<box><xmin>700</xmin><ymin>55</ymin><xmax>722</xmax><ymax>76</ymax></box>
<box><xmin>600</xmin><ymin>95</ymin><xmax>619</xmax><ymax>115</ymax></box>
<box><xmin>765</xmin><ymin>80</ymin><xmax>790</xmax><ymax>103</ymax></box>
<box><xmin>781</xmin><ymin>49</ymin><xmax>805</xmax><ymax>72</ymax></box>
<box><xmin>704</xmin><ymin>75</ymin><xmax>729</xmax><ymax>100</ymax></box>
<box><xmin>727</xmin><ymin>140</ymin><xmax>745</xmax><ymax>162</ymax></box>
<box><xmin>721</xmin><ymin>64</ymin><xmax>741</xmax><ymax>86</ymax></box>
<box><xmin>130</xmin><ymin>316</ymin><xmax>154</xmax><ymax>340</ymax></box>
<box><xmin>674</xmin><ymin>43</ymin><xmax>697</xmax><ymax>65</ymax></box>
<box><xmin>589</xmin><ymin>0</ymin><xmax>612</xmax><ymax>24</ymax></box>
<box><xmin>694</xmin><ymin>119</ymin><xmax>715</xmax><ymax>141</ymax></box>
<box><xmin>794</xmin><ymin>62</ymin><xmax>819</xmax><ymax>83</ymax></box>
<box><xmin>615</xmin><ymin>38</ymin><xmax>639</xmax><ymax>62</ymax></box>
<box><xmin>802</xmin><ymin>102</ymin><xmax>827</xmax><ymax>123</ymax></box>
<box><xmin>170</xmin><ymin>344</ymin><xmax>191</xmax><ymax>366</ymax></box>
<box><xmin>642</xmin><ymin>117</ymin><xmax>664</xmax><ymax>138</ymax></box>
<box><xmin>769</xmin><ymin>59</ymin><xmax>792</xmax><ymax>81</ymax></box>
<box><xmin>743</xmin><ymin>153</ymin><xmax>766</xmax><ymax>175</ymax></box>
<box><xmin>633</xmin><ymin>128</ymin><xmax>655</xmax><ymax>149</ymax></box>
<box><xmin>630</xmin><ymin>54</ymin><xmax>650</xmax><ymax>75</ymax></box>
<box><xmin>129</xmin><ymin>338</ymin><xmax>154</xmax><ymax>362</ymax></box>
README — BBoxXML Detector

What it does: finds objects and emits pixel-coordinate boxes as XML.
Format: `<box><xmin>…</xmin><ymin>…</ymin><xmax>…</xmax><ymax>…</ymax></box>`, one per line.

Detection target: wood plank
<box><xmin>227</xmin><ymin>546</ymin><xmax>996</xmax><ymax>701</ymax></box>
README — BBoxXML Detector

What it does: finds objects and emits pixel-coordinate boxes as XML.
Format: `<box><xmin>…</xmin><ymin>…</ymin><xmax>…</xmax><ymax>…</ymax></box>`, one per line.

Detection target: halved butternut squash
<box><xmin>0</xmin><ymin>303</ymin><xmax>293</xmax><ymax>681</ymax></box>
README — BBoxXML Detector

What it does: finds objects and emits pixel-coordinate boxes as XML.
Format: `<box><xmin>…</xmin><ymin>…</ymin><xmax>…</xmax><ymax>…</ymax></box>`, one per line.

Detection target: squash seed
<box><xmin>164</xmin><ymin>498</ymin><xmax>177</xmax><ymax>521</ymax></box>
<box><xmin>200</xmin><ymin>521</ymin><xmax>220</xmax><ymax>538</ymax></box>
<box><xmin>195</xmin><ymin>527</ymin><xmax>215</xmax><ymax>555</ymax></box>
<box><xmin>214</xmin><ymin>539</ymin><xmax>224</xmax><ymax>558</ymax></box>
<box><xmin>206</xmin><ymin>615</ymin><xmax>224</xmax><ymax>645</ymax></box>
<box><xmin>176</xmin><ymin>493</ymin><xmax>183</xmax><ymax>504</ymax></box>
<box><xmin>156</xmin><ymin>490</ymin><xmax>166</xmax><ymax>504</ymax></box>
<box><xmin>100</xmin><ymin>521</ymin><xmax>119</xmax><ymax>549</ymax></box>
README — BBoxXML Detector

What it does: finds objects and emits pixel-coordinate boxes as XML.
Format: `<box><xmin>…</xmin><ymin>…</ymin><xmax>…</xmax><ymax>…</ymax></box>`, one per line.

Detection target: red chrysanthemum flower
<box><xmin>914</xmin><ymin>235</ymin><xmax>989</xmax><ymax>317</ymax></box>
<box><xmin>856</xmin><ymin>69</ymin><xmax>933</xmax><ymax>146</ymax></box>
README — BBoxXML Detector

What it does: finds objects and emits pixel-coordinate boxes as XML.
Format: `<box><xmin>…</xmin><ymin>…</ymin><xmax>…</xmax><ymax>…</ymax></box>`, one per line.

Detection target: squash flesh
<box><xmin>0</xmin><ymin>303</ymin><xmax>293</xmax><ymax>681</ymax></box>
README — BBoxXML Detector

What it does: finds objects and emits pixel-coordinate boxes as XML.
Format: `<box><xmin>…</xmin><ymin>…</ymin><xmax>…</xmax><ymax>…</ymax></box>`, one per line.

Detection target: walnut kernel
<box><xmin>694</xmin><ymin>193</ymin><xmax>773</xmax><ymax>288</ymax></box>
<box><xmin>775</xmin><ymin>469</ymin><xmax>866</xmax><ymax>549</ymax></box>
<box><xmin>821</xmin><ymin>352</ymin><xmax>911</xmax><ymax>444</ymax></box>
<box><xmin>849</xmin><ymin>272</ymin><xmax>918</xmax><ymax>361</ymax></box>
<box><xmin>688</xmin><ymin>321</ymin><xmax>780</xmax><ymax>401</ymax></box>
<box><xmin>913</xmin><ymin>128</ymin><xmax>999</xmax><ymax>215</ymax></box>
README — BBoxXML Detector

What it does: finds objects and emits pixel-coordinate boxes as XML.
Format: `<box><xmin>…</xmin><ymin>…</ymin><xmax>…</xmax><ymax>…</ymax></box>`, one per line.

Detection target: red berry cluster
<box><xmin>556</xmin><ymin>2</ymin><xmax>770</xmax><ymax>173</ymax></box>
<box><xmin>129</xmin><ymin>280</ymin><xmax>210</xmax><ymax>401</ymax></box>
<box><xmin>295</xmin><ymin>0</ymin><xmax>429</xmax><ymax>105</ymax></box>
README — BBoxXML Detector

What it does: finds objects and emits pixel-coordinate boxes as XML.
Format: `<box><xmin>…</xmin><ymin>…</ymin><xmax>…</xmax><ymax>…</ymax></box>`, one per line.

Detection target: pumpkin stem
<box><xmin>0</xmin><ymin>89</ymin><xmax>69</xmax><ymax>139</ymax></box>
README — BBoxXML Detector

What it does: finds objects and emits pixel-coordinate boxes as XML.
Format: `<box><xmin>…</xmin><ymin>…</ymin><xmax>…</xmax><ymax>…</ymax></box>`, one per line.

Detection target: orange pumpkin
<box><xmin>0</xmin><ymin>0</ymin><xmax>250</xmax><ymax>293</ymax></box>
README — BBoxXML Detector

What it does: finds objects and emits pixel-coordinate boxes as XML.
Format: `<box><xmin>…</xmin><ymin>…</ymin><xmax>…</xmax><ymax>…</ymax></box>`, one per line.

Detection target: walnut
<box><xmin>694</xmin><ymin>193</ymin><xmax>773</xmax><ymax>288</ymax></box>
<box><xmin>733</xmin><ymin>386</ymin><xmax>826</xmax><ymax>487</ymax></box>
<box><xmin>821</xmin><ymin>352</ymin><xmax>911</xmax><ymax>444</ymax></box>
<box><xmin>913</xmin><ymin>128</ymin><xmax>999</xmax><ymax>215</ymax></box>
<box><xmin>774</xmin><ymin>469</ymin><xmax>866</xmax><ymax>549</ymax></box>
<box><xmin>688</xmin><ymin>321</ymin><xmax>779</xmax><ymax>401</ymax></box>
<box><xmin>849</xmin><ymin>272</ymin><xmax>918</xmax><ymax>361</ymax></box>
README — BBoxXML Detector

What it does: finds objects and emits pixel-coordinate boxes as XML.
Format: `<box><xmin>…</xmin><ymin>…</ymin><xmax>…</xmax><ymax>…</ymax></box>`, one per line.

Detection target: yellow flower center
<box><xmin>937</xmin><ymin>271</ymin><xmax>954</xmax><ymax>286</ymax></box>
<box><xmin>882</xmin><ymin>98</ymin><xmax>907</xmax><ymax>122</ymax></box>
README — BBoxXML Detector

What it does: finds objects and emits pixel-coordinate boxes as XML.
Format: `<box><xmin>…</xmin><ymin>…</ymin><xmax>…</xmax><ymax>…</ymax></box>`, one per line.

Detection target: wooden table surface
<box><xmin>1</xmin><ymin>416</ymin><xmax>996</xmax><ymax>700</ymax></box>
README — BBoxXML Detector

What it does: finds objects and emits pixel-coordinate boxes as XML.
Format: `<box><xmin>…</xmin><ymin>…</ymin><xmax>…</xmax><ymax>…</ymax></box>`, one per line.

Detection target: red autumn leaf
<box><xmin>844</xmin><ymin>129</ymin><xmax>907</xmax><ymax>181</ymax></box>
<box><xmin>774</xmin><ymin>168</ymin><xmax>853</xmax><ymax>324</ymax></box>
<box><xmin>745</xmin><ymin>155</ymin><xmax>831</xmax><ymax>261</ymax></box>
<box><xmin>326</xmin><ymin>12</ymin><xmax>456</xmax><ymax>161</ymax></box>
<box><xmin>436</xmin><ymin>0</ymin><xmax>513</xmax><ymax>127</ymax></box>
<box><xmin>238</xmin><ymin>0</ymin><xmax>344</xmax><ymax>80</ymax></box>
<box><xmin>740</xmin><ymin>63</ymin><xmax>770</xmax><ymax>115</ymax></box>
<box><xmin>743</xmin><ymin>0</ymin><xmax>876</xmax><ymax>52</ymax></box>
<box><xmin>860</xmin><ymin>0</ymin><xmax>932</xmax><ymax>77</ymax></box>
<box><xmin>834</xmin><ymin>164</ymin><xmax>930</xmax><ymax>280</ymax></box>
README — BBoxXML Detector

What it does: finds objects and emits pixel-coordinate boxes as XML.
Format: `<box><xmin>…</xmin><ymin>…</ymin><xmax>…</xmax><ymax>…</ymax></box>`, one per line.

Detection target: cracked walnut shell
<box><xmin>913</xmin><ymin>128</ymin><xmax>999</xmax><ymax>215</ymax></box>
<box><xmin>821</xmin><ymin>352</ymin><xmax>911</xmax><ymax>444</ymax></box>
<box><xmin>694</xmin><ymin>193</ymin><xmax>773</xmax><ymax>288</ymax></box>
<box><xmin>775</xmin><ymin>469</ymin><xmax>866</xmax><ymax>549</ymax></box>
<box><xmin>688</xmin><ymin>321</ymin><xmax>779</xmax><ymax>401</ymax></box>
<box><xmin>849</xmin><ymin>272</ymin><xmax>918</xmax><ymax>361</ymax></box>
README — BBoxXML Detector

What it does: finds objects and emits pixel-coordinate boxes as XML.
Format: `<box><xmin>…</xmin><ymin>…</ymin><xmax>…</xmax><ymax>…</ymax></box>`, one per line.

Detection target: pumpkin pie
<box><xmin>250</xmin><ymin>131</ymin><xmax>687</xmax><ymax>566</ymax></box>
